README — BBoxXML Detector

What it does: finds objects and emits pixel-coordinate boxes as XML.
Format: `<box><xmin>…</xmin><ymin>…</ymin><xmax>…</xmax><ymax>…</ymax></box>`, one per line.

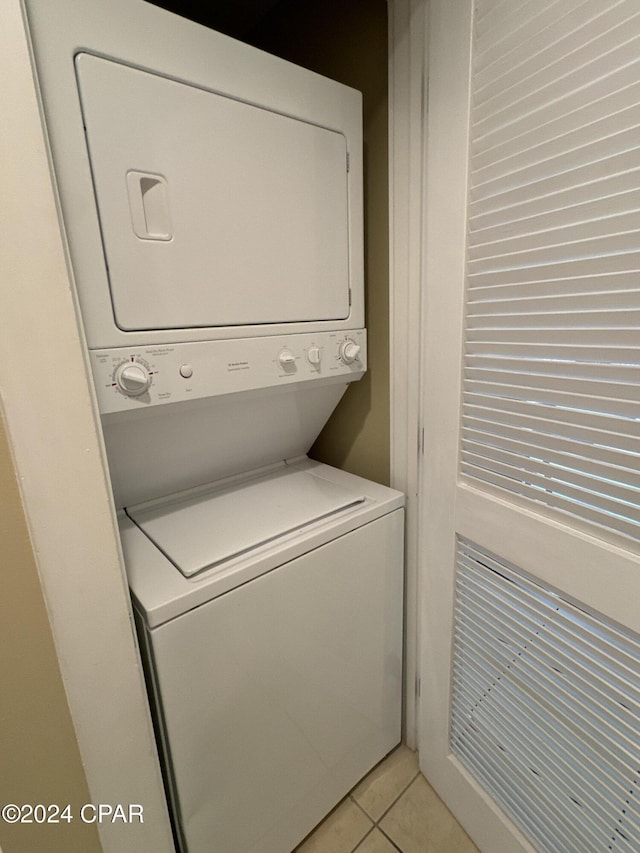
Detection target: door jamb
<box><xmin>388</xmin><ymin>0</ymin><xmax>428</xmax><ymax>751</ymax></box>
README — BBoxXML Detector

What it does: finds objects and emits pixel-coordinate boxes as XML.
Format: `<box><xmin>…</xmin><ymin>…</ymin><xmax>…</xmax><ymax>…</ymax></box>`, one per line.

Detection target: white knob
<box><xmin>340</xmin><ymin>340</ymin><xmax>361</xmax><ymax>364</ymax></box>
<box><xmin>307</xmin><ymin>346</ymin><xmax>322</xmax><ymax>366</ymax></box>
<box><xmin>278</xmin><ymin>349</ymin><xmax>296</xmax><ymax>368</ymax></box>
<box><xmin>115</xmin><ymin>362</ymin><xmax>151</xmax><ymax>396</ymax></box>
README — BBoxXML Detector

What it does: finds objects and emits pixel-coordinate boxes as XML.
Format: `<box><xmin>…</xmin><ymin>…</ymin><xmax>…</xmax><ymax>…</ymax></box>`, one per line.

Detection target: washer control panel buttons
<box><xmin>278</xmin><ymin>349</ymin><xmax>297</xmax><ymax>370</ymax></box>
<box><xmin>91</xmin><ymin>330</ymin><xmax>366</xmax><ymax>414</ymax></box>
<box><xmin>306</xmin><ymin>346</ymin><xmax>322</xmax><ymax>366</ymax></box>
<box><xmin>339</xmin><ymin>339</ymin><xmax>361</xmax><ymax>364</ymax></box>
<box><xmin>115</xmin><ymin>361</ymin><xmax>151</xmax><ymax>396</ymax></box>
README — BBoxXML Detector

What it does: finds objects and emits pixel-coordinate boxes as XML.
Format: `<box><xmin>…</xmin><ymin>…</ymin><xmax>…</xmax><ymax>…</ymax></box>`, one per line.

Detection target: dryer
<box><xmin>23</xmin><ymin>2</ymin><xmax>405</xmax><ymax>851</ymax></box>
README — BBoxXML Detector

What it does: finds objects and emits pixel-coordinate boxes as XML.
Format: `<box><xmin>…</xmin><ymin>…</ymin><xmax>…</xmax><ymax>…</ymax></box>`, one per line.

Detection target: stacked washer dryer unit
<box><xmin>25</xmin><ymin>1</ymin><xmax>405</xmax><ymax>851</ymax></box>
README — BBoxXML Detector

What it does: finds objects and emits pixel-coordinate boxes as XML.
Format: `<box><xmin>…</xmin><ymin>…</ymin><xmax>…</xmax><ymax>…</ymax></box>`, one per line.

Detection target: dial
<box><xmin>115</xmin><ymin>361</ymin><xmax>151</xmax><ymax>396</ymax></box>
<box><xmin>339</xmin><ymin>339</ymin><xmax>361</xmax><ymax>364</ymax></box>
<box><xmin>278</xmin><ymin>349</ymin><xmax>296</xmax><ymax>368</ymax></box>
<box><xmin>307</xmin><ymin>346</ymin><xmax>322</xmax><ymax>366</ymax></box>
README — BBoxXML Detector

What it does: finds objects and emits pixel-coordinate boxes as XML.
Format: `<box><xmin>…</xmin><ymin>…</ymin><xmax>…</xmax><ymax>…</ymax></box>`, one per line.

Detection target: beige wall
<box><xmin>250</xmin><ymin>0</ymin><xmax>390</xmax><ymax>486</ymax></box>
<box><xmin>0</xmin><ymin>415</ymin><xmax>101</xmax><ymax>853</ymax></box>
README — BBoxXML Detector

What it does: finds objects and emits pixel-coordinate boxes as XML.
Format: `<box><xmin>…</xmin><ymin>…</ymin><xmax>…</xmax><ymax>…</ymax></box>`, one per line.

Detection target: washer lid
<box><xmin>126</xmin><ymin>469</ymin><xmax>365</xmax><ymax>578</ymax></box>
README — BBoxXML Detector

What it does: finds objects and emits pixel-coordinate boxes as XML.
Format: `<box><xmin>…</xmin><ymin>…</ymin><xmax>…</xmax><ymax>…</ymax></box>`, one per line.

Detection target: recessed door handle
<box><xmin>126</xmin><ymin>171</ymin><xmax>172</xmax><ymax>240</ymax></box>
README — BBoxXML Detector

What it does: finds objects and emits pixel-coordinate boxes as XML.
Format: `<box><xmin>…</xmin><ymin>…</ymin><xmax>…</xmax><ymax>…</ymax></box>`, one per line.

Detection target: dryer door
<box><xmin>75</xmin><ymin>53</ymin><xmax>351</xmax><ymax>331</ymax></box>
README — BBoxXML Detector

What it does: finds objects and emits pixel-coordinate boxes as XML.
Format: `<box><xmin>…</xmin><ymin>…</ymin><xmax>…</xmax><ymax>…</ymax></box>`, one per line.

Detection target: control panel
<box><xmin>90</xmin><ymin>330</ymin><xmax>367</xmax><ymax>415</ymax></box>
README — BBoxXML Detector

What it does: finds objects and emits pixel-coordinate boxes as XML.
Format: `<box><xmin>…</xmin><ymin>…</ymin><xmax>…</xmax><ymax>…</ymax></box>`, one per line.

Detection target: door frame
<box><xmin>392</xmin><ymin>2</ymin><xmax>640</xmax><ymax>850</ymax></box>
<box><xmin>388</xmin><ymin>0</ymin><xmax>428</xmax><ymax>750</ymax></box>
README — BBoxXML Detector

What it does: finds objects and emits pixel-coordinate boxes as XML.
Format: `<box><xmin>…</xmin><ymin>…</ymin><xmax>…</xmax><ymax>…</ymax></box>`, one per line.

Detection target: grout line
<box><xmin>371</xmin><ymin>770</ymin><xmax>420</xmax><ymax>853</ymax></box>
<box><xmin>350</xmin><ymin>796</ymin><xmax>376</xmax><ymax>824</ymax></box>
<box><xmin>351</xmin><ymin>824</ymin><xmax>376</xmax><ymax>852</ymax></box>
<box><xmin>349</xmin><ymin>768</ymin><xmax>422</xmax><ymax>853</ymax></box>
<box><xmin>378</xmin><ymin>825</ymin><xmax>404</xmax><ymax>852</ymax></box>
<box><xmin>299</xmin><ymin>752</ymin><xmax>422</xmax><ymax>852</ymax></box>
<box><xmin>351</xmin><ymin>822</ymin><xmax>404</xmax><ymax>853</ymax></box>
<box><xmin>374</xmin><ymin>769</ymin><xmax>421</xmax><ymax>823</ymax></box>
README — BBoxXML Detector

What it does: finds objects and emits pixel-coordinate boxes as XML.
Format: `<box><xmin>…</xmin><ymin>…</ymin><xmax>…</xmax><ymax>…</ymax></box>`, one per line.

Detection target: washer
<box><xmin>23</xmin><ymin>3</ymin><xmax>405</xmax><ymax>850</ymax></box>
<box><xmin>123</xmin><ymin>459</ymin><xmax>403</xmax><ymax>853</ymax></box>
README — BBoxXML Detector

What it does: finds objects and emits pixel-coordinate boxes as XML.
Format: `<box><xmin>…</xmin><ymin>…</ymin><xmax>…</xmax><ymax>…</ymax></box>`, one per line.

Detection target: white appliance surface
<box><xmin>128</xmin><ymin>468</ymin><xmax>365</xmax><ymax>577</ymax></box>
<box><xmin>24</xmin><ymin>0</ymin><xmax>364</xmax><ymax>349</ymax></box>
<box><xmin>123</xmin><ymin>458</ymin><xmax>404</xmax><ymax>627</ymax></box>
<box><xmin>130</xmin><ymin>461</ymin><xmax>404</xmax><ymax>853</ymax></box>
<box><xmin>95</xmin><ymin>331</ymin><xmax>366</xmax><ymax>508</ymax></box>
<box><xmin>76</xmin><ymin>53</ymin><xmax>351</xmax><ymax>332</ymax></box>
<box><xmin>90</xmin><ymin>329</ymin><xmax>367</xmax><ymax>416</ymax></box>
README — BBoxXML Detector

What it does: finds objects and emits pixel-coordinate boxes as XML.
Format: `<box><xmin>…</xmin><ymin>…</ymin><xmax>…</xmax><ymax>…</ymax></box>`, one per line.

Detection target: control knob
<box><xmin>278</xmin><ymin>349</ymin><xmax>297</xmax><ymax>369</ymax></box>
<box><xmin>339</xmin><ymin>339</ymin><xmax>361</xmax><ymax>364</ymax></box>
<box><xmin>307</xmin><ymin>346</ymin><xmax>322</xmax><ymax>366</ymax></box>
<box><xmin>115</xmin><ymin>362</ymin><xmax>151</xmax><ymax>396</ymax></box>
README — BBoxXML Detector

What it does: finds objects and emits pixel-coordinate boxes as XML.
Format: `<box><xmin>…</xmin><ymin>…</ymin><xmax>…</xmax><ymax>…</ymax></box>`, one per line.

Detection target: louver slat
<box><xmin>473</xmin><ymin>0</ymin><xmax>630</xmax><ymax>95</ymax></box>
<box><xmin>469</xmin><ymin>210</ymin><xmax>640</xmax><ymax>258</ymax></box>
<box><xmin>463</xmin><ymin>430</ymin><xmax>640</xmax><ymax>491</ymax></box>
<box><xmin>470</xmin><ymin>173</ymin><xmax>640</xmax><ymax>231</ymax></box>
<box><xmin>464</xmin><ymin>407</ymin><xmax>639</xmax><ymax>453</ymax></box>
<box><xmin>451</xmin><ymin>539</ymin><xmax>640</xmax><ymax>853</ymax></box>
<box><xmin>462</xmin><ymin>0</ymin><xmax>640</xmax><ymax>545</ymax></box>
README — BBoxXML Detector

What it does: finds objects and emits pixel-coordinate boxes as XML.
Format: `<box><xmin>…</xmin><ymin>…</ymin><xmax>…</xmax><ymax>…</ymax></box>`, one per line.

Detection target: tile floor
<box><xmin>295</xmin><ymin>746</ymin><xmax>479</xmax><ymax>853</ymax></box>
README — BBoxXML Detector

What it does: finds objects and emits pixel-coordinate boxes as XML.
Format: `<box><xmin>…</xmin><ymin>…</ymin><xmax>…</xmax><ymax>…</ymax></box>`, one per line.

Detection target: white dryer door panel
<box><xmin>75</xmin><ymin>53</ymin><xmax>350</xmax><ymax>331</ymax></box>
<box><xmin>146</xmin><ymin>509</ymin><xmax>404</xmax><ymax>853</ymax></box>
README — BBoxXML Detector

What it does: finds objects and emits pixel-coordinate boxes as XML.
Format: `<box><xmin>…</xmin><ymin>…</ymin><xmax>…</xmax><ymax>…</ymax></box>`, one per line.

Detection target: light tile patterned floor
<box><xmin>295</xmin><ymin>746</ymin><xmax>479</xmax><ymax>853</ymax></box>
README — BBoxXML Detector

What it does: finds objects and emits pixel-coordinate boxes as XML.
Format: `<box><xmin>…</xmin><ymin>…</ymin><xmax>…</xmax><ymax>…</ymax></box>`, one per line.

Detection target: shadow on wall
<box><xmin>248</xmin><ymin>0</ymin><xmax>390</xmax><ymax>486</ymax></box>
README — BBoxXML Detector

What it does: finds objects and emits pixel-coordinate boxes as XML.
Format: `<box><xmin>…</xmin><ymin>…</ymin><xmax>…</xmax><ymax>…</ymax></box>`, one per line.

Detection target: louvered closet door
<box><xmin>418</xmin><ymin>2</ymin><xmax>640</xmax><ymax>852</ymax></box>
